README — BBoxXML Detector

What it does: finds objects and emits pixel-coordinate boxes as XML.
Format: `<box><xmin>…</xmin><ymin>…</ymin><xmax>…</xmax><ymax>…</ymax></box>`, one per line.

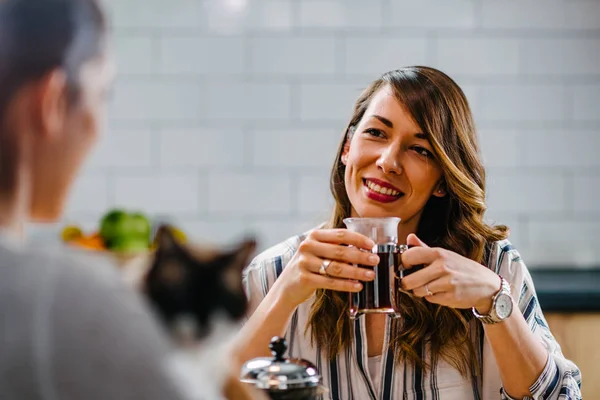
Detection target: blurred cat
<box><xmin>143</xmin><ymin>225</ymin><xmax>265</xmax><ymax>400</ymax></box>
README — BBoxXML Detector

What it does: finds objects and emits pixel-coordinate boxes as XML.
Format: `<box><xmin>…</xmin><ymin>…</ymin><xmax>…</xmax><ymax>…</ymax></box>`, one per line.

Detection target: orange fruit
<box><xmin>61</xmin><ymin>225</ymin><xmax>83</xmax><ymax>242</ymax></box>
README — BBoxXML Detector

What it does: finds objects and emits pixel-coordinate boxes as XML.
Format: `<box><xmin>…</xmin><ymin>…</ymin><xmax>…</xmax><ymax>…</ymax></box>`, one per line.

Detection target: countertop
<box><xmin>529</xmin><ymin>268</ymin><xmax>600</xmax><ymax>313</ymax></box>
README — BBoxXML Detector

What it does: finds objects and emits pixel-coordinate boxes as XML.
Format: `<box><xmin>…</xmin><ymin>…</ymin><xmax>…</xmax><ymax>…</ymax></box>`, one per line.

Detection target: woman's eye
<box><xmin>364</xmin><ymin>128</ymin><xmax>385</xmax><ymax>138</ymax></box>
<box><xmin>413</xmin><ymin>146</ymin><xmax>433</xmax><ymax>158</ymax></box>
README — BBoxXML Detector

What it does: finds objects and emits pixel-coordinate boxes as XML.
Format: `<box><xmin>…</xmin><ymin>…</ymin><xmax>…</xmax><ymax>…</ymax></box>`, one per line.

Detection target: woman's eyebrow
<box><xmin>371</xmin><ymin>114</ymin><xmax>393</xmax><ymax>128</ymax></box>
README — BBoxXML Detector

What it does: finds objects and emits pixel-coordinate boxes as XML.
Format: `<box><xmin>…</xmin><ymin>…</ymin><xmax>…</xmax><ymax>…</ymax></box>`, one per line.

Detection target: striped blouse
<box><xmin>242</xmin><ymin>230</ymin><xmax>582</xmax><ymax>400</ymax></box>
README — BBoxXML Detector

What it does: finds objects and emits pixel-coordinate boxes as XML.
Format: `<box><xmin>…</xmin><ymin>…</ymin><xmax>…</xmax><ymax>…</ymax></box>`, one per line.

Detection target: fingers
<box><xmin>401</xmin><ymin>246</ymin><xmax>440</xmax><ymax>269</ymax></box>
<box><xmin>400</xmin><ymin>260</ymin><xmax>447</xmax><ymax>291</ymax></box>
<box><xmin>288</xmin><ymin>228</ymin><xmax>383</xmax><ymax>295</ymax></box>
<box><xmin>422</xmin><ymin>291</ymin><xmax>452</xmax><ymax>305</ymax></box>
<box><xmin>313</xmin><ymin>274</ymin><xmax>364</xmax><ymax>293</ymax></box>
<box><xmin>295</xmin><ymin>254</ymin><xmax>364</xmax><ymax>293</ymax></box>
<box><xmin>300</xmin><ymin>239</ymin><xmax>379</xmax><ymax>267</ymax></box>
<box><xmin>410</xmin><ymin>275</ymin><xmax>450</xmax><ymax>298</ymax></box>
<box><xmin>305</xmin><ymin>254</ymin><xmax>375</xmax><ymax>282</ymax></box>
<box><xmin>406</xmin><ymin>233</ymin><xmax>430</xmax><ymax>248</ymax></box>
<box><xmin>309</xmin><ymin>229</ymin><xmax>375</xmax><ymax>251</ymax></box>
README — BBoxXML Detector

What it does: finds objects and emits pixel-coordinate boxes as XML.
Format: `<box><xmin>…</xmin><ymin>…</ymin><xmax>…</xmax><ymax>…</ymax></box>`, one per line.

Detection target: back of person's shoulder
<box><xmin>0</xmin><ymin>241</ymin><xmax>123</xmax><ymax>295</ymax></box>
<box><xmin>0</xmin><ymin>241</ymin><xmax>125</xmax><ymax>339</ymax></box>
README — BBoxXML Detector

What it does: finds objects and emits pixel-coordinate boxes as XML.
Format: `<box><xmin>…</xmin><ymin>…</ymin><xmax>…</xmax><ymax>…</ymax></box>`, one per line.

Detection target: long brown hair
<box><xmin>307</xmin><ymin>66</ymin><xmax>508</xmax><ymax>376</ymax></box>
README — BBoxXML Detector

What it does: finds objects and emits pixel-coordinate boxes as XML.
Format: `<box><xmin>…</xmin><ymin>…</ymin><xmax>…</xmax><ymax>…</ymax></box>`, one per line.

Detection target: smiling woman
<box><xmin>234</xmin><ymin>66</ymin><xmax>582</xmax><ymax>400</ymax></box>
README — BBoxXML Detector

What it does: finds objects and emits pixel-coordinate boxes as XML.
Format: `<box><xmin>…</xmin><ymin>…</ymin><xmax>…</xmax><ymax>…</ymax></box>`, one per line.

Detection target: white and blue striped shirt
<box><xmin>243</xmin><ymin>230</ymin><xmax>582</xmax><ymax>400</ymax></box>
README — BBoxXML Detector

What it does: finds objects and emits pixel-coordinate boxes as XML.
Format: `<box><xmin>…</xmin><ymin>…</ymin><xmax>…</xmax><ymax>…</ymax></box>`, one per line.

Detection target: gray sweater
<box><xmin>0</xmin><ymin>233</ymin><xmax>187</xmax><ymax>399</ymax></box>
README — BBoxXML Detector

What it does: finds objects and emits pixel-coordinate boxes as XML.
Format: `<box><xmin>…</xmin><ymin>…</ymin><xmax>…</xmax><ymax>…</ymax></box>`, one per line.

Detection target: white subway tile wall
<box><xmin>33</xmin><ymin>0</ymin><xmax>600</xmax><ymax>267</ymax></box>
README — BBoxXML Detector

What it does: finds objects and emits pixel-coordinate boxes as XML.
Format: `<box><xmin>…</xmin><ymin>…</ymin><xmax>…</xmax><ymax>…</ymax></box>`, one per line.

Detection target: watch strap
<box><xmin>472</xmin><ymin>276</ymin><xmax>511</xmax><ymax>324</ymax></box>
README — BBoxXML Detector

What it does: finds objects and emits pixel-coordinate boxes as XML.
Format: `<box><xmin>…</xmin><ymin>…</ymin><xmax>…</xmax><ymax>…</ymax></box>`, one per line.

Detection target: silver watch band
<box><xmin>472</xmin><ymin>276</ymin><xmax>511</xmax><ymax>324</ymax></box>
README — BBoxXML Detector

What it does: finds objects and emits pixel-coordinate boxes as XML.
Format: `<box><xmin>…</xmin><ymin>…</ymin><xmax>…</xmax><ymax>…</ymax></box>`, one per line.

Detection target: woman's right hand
<box><xmin>275</xmin><ymin>228</ymin><xmax>379</xmax><ymax>308</ymax></box>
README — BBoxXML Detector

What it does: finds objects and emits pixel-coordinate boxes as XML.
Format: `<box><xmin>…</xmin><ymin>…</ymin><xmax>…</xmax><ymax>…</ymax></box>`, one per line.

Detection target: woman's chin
<box><xmin>351</xmin><ymin>205</ymin><xmax>401</xmax><ymax>220</ymax></box>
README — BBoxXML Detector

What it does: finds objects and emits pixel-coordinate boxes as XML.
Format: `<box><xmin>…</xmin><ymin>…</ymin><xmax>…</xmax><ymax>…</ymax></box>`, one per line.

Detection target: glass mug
<box><xmin>343</xmin><ymin>217</ymin><xmax>421</xmax><ymax>319</ymax></box>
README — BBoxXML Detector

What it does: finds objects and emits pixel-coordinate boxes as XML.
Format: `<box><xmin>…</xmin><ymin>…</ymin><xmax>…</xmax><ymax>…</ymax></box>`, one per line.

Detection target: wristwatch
<box><xmin>472</xmin><ymin>275</ymin><xmax>513</xmax><ymax>324</ymax></box>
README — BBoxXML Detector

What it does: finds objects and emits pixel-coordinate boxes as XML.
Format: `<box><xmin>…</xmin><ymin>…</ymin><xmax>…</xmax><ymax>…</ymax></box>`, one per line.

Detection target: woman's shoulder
<box><xmin>485</xmin><ymin>238</ymin><xmax>523</xmax><ymax>271</ymax></box>
<box><xmin>485</xmin><ymin>238</ymin><xmax>532</xmax><ymax>290</ymax></box>
<box><xmin>244</xmin><ymin>227</ymin><xmax>317</xmax><ymax>275</ymax></box>
<box><xmin>241</xmin><ymin>226</ymin><xmax>321</xmax><ymax>302</ymax></box>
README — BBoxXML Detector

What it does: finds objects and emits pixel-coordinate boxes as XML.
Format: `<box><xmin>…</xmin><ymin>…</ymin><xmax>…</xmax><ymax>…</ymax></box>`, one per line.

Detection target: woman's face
<box><xmin>29</xmin><ymin>49</ymin><xmax>115</xmax><ymax>221</ymax></box>
<box><xmin>342</xmin><ymin>85</ymin><xmax>446</xmax><ymax>232</ymax></box>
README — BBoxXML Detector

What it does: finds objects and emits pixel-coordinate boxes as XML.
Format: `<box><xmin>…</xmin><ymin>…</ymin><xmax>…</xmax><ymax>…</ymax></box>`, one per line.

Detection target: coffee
<box><xmin>353</xmin><ymin>251</ymin><xmax>397</xmax><ymax>312</ymax></box>
<box><xmin>350</xmin><ymin>249</ymin><xmax>425</xmax><ymax>317</ymax></box>
<box><xmin>343</xmin><ymin>217</ymin><xmax>417</xmax><ymax>318</ymax></box>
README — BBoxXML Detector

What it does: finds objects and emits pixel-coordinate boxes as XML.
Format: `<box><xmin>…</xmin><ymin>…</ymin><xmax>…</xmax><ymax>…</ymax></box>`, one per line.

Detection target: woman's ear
<box><xmin>341</xmin><ymin>126</ymin><xmax>355</xmax><ymax>165</ymax></box>
<box><xmin>341</xmin><ymin>145</ymin><xmax>349</xmax><ymax>165</ymax></box>
<box><xmin>35</xmin><ymin>69</ymin><xmax>68</xmax><ymax>139</ymax></box>
<box><xmin>433</xmin><ymin>181</ymin><xmax>447</xmax><ymax>198</ymax></box>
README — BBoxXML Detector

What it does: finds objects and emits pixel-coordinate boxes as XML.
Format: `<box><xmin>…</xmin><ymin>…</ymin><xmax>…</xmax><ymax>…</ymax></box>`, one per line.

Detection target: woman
<box><xmin>236</xmin><ymin>67</ymin><xmax>581</xmax><ymax>399</ymax></box>
<box><xmin>0</xmin><ymin>1</ymin><xmax>261</xmax><ymax>399</ymax></box>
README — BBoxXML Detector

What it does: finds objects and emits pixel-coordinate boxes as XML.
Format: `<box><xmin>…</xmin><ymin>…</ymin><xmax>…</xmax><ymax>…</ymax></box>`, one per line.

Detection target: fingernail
<box><xmin>365</xmin><ymin>271</ymin><xmax>375</xmax><ymax>279</ymax></box>
<box><xmin>354</xmin><ymin>283</ymin><xmax>363</xmax><ymax>290</ymax></box>
<box><xmin>368</xmin><ymin>254</ymin><xmax>379</xmax><ymax>264</ymax></box>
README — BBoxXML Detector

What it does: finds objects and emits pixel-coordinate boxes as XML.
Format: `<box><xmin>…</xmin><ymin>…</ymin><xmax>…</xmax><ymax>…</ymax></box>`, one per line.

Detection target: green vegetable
<box><xmin>99</xmin><ymin>208</ymin><xmax>151</xmax><ymax>252</ymax></box>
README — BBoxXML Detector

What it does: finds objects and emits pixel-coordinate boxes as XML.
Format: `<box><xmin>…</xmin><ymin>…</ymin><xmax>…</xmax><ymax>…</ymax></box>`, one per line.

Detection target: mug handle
<box><xmin>390</xmin><ymin>245</ymin><xmax>425</xmax><ymax>316</ymax></box>
<box><xmin>393</xmin><ymin>244</ymin><xmax>409</xmax><ymax>280</ymax></box>
<box><xmin>388</xmin><ymin>244</ymin><xmax>408</xmax><ymax>317</ymax></box>
<box><xmin>394</xmin><ymin>244</ymin><xmax>425</xmax><ymax>279</ymax></box>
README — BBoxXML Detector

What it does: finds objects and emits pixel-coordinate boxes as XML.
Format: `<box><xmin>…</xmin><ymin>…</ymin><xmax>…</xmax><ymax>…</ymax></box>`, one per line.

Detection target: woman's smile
<box><xmin>362</xmin><ymin>178</ymin><xmax>404</xmax><ymax>203</ymax></box>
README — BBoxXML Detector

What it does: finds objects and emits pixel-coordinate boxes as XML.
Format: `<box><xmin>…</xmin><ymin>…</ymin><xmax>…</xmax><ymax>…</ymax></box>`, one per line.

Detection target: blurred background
<box><xmin>28</xmin><ymin>0</ymin><xmax>600</xmax><ymax>269</ymax></box>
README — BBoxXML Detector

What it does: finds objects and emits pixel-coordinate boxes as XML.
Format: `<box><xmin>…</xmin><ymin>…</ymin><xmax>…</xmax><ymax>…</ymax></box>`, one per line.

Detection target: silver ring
<box><xmin>425</xmin><ymin>284</ymin><xmax>433</xmax><ymax>296</ymax></box>
<box><xmin>319</xmin><ymin>259</ymin><xmax>332</xmax><ymax>276</ymax></box>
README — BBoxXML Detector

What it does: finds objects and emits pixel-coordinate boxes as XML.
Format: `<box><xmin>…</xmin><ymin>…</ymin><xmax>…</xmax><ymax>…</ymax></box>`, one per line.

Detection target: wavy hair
<box><xmin>306</xmin><ymin>66</ymin><xmax>508</xmax><ymax>376</ymax></box>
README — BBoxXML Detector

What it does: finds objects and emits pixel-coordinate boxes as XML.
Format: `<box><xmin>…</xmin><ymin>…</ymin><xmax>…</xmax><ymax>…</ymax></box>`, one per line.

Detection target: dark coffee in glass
<box><xmin>343</xmin><ymin>217</ymin><xmax>419</xmax><ymax>319</ymax></box>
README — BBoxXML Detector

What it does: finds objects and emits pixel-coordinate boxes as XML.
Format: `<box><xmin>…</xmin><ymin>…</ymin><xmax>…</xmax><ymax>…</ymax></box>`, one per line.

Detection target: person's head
<box><xmin>330</xmin><ymin>66</ymin><xmax>494</xmax><ymax>252</ymax></box>
<box><xmin>0</xmin><ymin>0</ymin><xmax>112</xmax><ymax>222</ymax></box>
<box><xmin>310</xmin><ymin>66</ymin><xmax>508</xmax><ymax>374</ymax></box>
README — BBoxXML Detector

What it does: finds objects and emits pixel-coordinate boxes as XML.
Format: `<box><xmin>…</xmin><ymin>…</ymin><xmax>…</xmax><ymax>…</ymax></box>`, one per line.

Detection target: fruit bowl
<box><xmin>61</xmin><ymin>209</ymin><xmax>187</xmax><ymax>286</ymax></box>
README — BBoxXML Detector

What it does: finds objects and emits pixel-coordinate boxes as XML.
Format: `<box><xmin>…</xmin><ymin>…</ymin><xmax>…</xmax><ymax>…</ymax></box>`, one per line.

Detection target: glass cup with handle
<box><xmin>343</xmin><ymin>217</ymin><xmax>422</xmax><ymax>319</ymax></box>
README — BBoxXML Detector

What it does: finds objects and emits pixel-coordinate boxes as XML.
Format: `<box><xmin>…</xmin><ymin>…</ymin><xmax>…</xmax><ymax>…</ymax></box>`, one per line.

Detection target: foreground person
<box><xmin>0</xmin><ymin>1</ymin><xmax>260</xmax><ymax>398</ymax></box>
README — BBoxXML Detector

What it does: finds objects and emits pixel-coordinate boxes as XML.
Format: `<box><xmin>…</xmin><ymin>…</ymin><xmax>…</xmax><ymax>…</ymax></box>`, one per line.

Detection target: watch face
<box><xmin>495</xmin><ymin>293</ymin><xmax>513</xmax><ymax>319</ymax></box>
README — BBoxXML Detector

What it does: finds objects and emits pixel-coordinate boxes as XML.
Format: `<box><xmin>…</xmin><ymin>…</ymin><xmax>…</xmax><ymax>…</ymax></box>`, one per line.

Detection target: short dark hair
<box><xmin>0</xmin><ymin>0</ymin><xmax>106</xmax><ymax>192</ymax></box>
<box><xmin>0</xmin><ymin>0</ymin><xmax>107</xmax><ymax>120</ymax></box>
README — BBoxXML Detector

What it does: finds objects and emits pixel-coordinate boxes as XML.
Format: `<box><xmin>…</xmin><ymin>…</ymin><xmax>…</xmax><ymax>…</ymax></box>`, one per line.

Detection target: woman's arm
<box><xmin>232</xmin><ymin>266</ymin><xmax>298</xmax><ymax>364</ymax></box>
<box><xmin>232</xmin><ymin>229</ymin><xmax>377</xmax><ymax>366</ymax></box>
<box><xmin>481</xmin><ymin>300</ymin><xmax>552</xmax><ymax>398</ymax></box>
<box><xmin>489</xmin><ymin>246</ymin><xmax>581</xmax><ymax>400</ymax></box>
<box><xmin>400</xmin><ymin>235</ymin><xmax>581</xmax><ymax>399</ymax></box>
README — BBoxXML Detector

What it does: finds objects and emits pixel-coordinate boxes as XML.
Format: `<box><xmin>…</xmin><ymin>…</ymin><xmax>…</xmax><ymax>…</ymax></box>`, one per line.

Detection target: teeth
<box><xmin>366</xmin><ymin>180</ymin><xmax>400</xmax><ymax>196</ymax></box>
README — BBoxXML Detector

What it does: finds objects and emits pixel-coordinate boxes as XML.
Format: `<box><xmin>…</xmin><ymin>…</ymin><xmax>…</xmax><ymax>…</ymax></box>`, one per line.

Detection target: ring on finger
<box><xmin>319</xmin><ymin>259</ymin><xmax>332</xmax><ymax>276</ymax></box>
<box><xmin>425</xmin><ymin>284</ymin><xmax>433</xmax><ymax>296</ymax></box>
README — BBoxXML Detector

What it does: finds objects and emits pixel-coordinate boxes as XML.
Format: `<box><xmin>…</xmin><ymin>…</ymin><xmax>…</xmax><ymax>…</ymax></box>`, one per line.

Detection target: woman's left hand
<box><xmin>400</xmin><ymin>234</ymin><xmax>502</xmax><ymax>314</ymax></box>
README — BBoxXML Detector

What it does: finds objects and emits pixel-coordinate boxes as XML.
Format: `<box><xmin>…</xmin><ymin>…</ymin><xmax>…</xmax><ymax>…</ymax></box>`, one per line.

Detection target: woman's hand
<box><xmin>400</xmin><ymin>234</ymin><xmax>501</xmax><ymax>314</ymax></box>
<box><xmin>275</xmin><ymin>229</ymin><xmax>379</xmax><ymax>309</ymax></box>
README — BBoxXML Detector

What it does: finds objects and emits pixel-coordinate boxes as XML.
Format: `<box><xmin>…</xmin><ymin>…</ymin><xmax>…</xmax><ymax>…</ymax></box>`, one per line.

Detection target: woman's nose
<box><xmin>376</xmin><ymin>146</ymin><xmax>403</xmax><ymax>175</ymax></box>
